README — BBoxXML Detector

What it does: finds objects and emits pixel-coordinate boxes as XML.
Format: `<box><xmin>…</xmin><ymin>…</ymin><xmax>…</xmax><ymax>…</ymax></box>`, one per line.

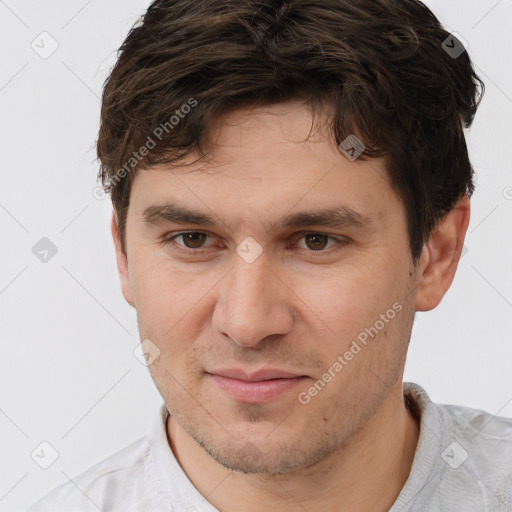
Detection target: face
<box><xmin>116</xmin><ymin>100</ymin><xmax>421</xmax><ymax>474</ymax></box>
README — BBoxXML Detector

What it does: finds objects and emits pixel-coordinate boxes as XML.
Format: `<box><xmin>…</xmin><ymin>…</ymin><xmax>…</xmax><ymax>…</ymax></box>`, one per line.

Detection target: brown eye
<box><xmin>304</xmin><ymin>233</ymin><xmax>329</xmax><ymax>251</ymax></box>
<box><xmin>178</xmin><ymin>232</ymin><xmax>208</xmax><ymax>249</ymax></box>
<box><xmin>292</xmin><ymin>232</ymin><xmax>349</xmax><ymax>255</ymax></box>
<box><xmin>162</xmin><ymin>231</ymin><xmax>212</xmax><ymax>251</ymax></box>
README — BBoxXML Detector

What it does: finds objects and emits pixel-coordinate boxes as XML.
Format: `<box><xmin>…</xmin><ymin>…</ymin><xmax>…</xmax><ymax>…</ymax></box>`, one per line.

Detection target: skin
<box><xmin>112</xmin><ymin>99</ymin><xmax>470</xmax><ymax>511</ymax></box>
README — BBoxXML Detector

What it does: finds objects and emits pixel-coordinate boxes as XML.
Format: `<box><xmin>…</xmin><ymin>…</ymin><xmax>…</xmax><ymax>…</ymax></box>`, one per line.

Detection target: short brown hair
<box><xmin>97</xmin><ymin>0</ymin><xmax>484</xmax><ymax>261</ymax></box>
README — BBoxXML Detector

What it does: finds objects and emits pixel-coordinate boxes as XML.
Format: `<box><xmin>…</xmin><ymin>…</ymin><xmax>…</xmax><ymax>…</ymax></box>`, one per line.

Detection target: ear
<box><xmin>111</xmin><ymin>212</ymin><xmax>135</xmax><ymax>308</ymax></box>
<box><xmin>415</xmin><ymin>195</ymin><xmax>470</xmax><ymax>312</ymax></box>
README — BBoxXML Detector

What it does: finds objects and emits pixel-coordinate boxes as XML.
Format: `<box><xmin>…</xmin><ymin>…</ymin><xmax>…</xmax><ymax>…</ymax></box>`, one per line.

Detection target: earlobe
<box><xmin>111</xmin><ymin>212</ymin><xmax>135</xmax><ymax>308</ymax></box>
<box><xmin>414</xmin><ymin>195</ymin><xmax>470</xmax><ymax>312</ymax></box>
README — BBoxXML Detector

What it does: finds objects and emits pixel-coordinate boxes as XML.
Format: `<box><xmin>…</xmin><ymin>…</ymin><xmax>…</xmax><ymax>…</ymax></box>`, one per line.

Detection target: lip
<box><xmin>207</xmin><ymin>368</ymin><xmax>309</xmax><ymax>404</ymax></box>
<box><xmin>210</xmin><ymin>368</ymin><xmax>305</xmax><ymax>381</ymax></box>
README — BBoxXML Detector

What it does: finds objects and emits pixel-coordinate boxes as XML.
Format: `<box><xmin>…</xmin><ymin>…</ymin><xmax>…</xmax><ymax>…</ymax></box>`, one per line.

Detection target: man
<box><xmin>27</xmin><ymin>0</ymin><xmax>512</xmax><ymax>510</ymax></box>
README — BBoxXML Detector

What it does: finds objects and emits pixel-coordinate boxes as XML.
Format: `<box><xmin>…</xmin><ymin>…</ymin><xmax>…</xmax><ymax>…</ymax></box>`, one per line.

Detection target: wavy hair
<box><xmin>97</xmin><ymin>0</ymin><xmax>484</xmax><ymax>260</ymax></box>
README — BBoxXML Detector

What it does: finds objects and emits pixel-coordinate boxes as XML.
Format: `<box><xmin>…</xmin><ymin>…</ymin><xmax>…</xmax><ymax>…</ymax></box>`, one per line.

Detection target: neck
<box><xmin>167</xmin><ymin>381</ymin><xmax>420</xmax><ymax>512</ymax></box>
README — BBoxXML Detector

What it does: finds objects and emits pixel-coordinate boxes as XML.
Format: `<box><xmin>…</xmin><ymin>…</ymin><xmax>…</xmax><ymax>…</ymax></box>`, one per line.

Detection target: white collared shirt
<box><xmin>26</xmin><ymin>383</ymin><xmax>512</xmax><ymax>511</ymax></box>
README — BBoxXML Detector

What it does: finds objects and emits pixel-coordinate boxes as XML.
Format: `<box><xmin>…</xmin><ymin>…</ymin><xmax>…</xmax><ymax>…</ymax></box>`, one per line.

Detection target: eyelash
<box><xmin>161</xmin><ymin>231</ymin><xmax>349</xmax><ymax>256</ymax></box>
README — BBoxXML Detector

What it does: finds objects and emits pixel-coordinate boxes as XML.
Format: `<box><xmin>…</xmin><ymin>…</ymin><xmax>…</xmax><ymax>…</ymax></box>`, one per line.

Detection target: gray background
<box><xmin>0</xmin><ymin>1</ymin><xmax>511</xmax><ymax>510</ymax></box>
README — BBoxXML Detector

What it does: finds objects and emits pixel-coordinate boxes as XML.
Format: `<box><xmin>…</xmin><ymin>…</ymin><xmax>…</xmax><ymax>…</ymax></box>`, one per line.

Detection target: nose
<box><xmin>212</xmin><ymin>254</ymin><xmax>294</xmax><ymax>348</ymax></box>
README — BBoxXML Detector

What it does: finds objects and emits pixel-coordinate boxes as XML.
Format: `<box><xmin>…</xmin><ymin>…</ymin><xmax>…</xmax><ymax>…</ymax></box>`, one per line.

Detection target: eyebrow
<box><xmin>141</xmin><ymin>202</ymin><xmax>375</xmax><ymax>232</ymax></box>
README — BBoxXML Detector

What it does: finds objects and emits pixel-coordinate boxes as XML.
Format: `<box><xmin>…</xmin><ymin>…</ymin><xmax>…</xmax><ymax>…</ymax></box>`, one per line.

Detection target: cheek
<box><xmin>295</xmin><ymin>262</ymin><xmax>403</xmax><ymax>348</ymax></box>
<box><xmin>130</xmin><ymin>256</ymin><xmax>217</xmax><ymax>362</ymax></box>
<box><xmin>130</xmin><ymin>254</ymin><xmax>192</xmax><ymax>315</ymax></box>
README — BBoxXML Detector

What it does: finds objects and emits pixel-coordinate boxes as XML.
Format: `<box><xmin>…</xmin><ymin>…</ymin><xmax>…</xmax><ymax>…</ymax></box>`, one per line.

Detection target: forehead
<box><xmin>128</xmin><ymin>100</ymin><xmax>400</xmax><ymax>231</ymax></box>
